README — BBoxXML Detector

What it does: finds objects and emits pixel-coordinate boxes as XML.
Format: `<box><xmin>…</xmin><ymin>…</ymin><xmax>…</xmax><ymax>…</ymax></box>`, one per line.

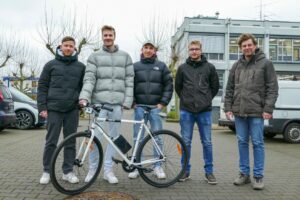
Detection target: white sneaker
<box><xmin>62</xmin><ymin>172</ymin><xmax>79</xmax><ymax>184</ymax></box>
<box><xmin>39</xmin><ymin>172</ymin><xmax>50</xmax><ymax>184</ymax></box>
<box><xmin>128</xmin><ymin>170</ymin><xmax>139</xmax><ymax>179</ymax></box>
<box><xmin>154</xmin><ymin>166</ymin><xmax>166</xmax><ymax>179</ymax></box>
<box><xmin>103</xmin><ymin>171</ymin><xmax>118</xmax><ymax>184</ymax></box>
<box><xmin>85</xmin><ymin>169</ymin><xmax>96</xmax><ymax>183</ymax></box>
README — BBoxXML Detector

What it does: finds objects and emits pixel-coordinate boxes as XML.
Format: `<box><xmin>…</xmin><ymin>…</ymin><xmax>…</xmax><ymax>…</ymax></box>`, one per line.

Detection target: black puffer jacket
<box><xmin>133</xmin><ymin>56</ymin><xmax>173</xmax><ymax>106</ymax></box>
<box><xmin>175</xmin><ymin>56</ymin><xmax>219</xmax><ymax>113</ymax></box>
<box><xmin>37</xmin><ymin>47</ymin><xmax>86</xmax><ymax>113</ymax></box>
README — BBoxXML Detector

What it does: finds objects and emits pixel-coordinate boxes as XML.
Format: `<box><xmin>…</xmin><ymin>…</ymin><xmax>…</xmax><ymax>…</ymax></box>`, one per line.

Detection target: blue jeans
<box><xmin>133</xmin><ymin>106</ymin><xmax>163</xmax><ymax>167</ymax></box>
<box><xmin>88</xmin><ymin>104</ymin><xmax>122</xmax><ymax>174</ymax></box>
<box><xmin>180</xmin><ymin>110</ymin><xmax>213</xmax><ymax>174</ymax></box>
<box><xmin>234</xmin><ymin>116</ymin><xmax>264</xmax><ymax>178</ymax></box>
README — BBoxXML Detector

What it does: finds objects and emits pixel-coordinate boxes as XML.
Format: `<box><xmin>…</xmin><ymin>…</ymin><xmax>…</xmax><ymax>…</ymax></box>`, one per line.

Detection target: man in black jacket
<box><xmin>175</xmin><ymin>40</ymin><xmax>219</xmax><ymax>184</ymax></box>
<box><xmin>37</xmin><ymin>36</ymin><xmax>86</xmax><ymax>184</ymax></box>
<box><xmin>128</xmin><ymin>41</ymin><xmax>173</xmax><ymax>179</ymax></box>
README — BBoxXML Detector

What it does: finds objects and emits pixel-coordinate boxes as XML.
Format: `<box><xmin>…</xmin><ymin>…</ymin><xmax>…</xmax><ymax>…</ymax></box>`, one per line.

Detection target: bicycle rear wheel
<box><xmin>136</xmin><ymin>130</ymin><xmax>188</xmax><ymax>188</ymax></box>
<box><xmin>50</xmin><ymin>131</ymin><xmax>103</xmax><ymax>195</ymax></box>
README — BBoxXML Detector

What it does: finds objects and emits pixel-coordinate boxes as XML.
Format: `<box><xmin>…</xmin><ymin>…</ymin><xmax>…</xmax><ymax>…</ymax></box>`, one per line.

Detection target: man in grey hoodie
<box><xmin>224</xmin><ymin>33</ymin><xmax>278</xmax><ymax>190</ymax></box>
<box><xmin>79</xmin><ymin>25</ymin><xmax>134</xmax><ymax>184</ymax></box>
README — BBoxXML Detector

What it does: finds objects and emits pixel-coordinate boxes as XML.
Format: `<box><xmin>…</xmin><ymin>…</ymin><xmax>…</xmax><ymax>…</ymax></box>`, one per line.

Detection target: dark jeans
<box><xmin>42</xmin><ymin>109</ymin><xmax>79</xmax><ymax>174</ymax></box>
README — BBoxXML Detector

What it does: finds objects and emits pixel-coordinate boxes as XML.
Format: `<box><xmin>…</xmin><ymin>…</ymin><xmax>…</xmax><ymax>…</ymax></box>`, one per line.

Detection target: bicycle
<box><xmin>50</xmin><ymin>104</ymin><xmax>188</xmax><ymax>195</ymax></box>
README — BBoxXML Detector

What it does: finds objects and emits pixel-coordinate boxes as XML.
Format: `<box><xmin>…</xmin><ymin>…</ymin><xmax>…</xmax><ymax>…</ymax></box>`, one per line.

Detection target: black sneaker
<box><xmin>252</xmin><ymin>177</ymin><xmax>264</xmax><ymax>190</ymax></box>
<box><xmin>179</xmin><ymin>172</ymin><xmax>190</xmax><ymax>182</ymax></box>
<box><xmin>233</xmin><ymin>173</ymin><xmax>251</xmax><ymax>186</ymax></box>
<box><xmin>205</xmin><ymin>173</ymin><xmax>218</xmax><ymax>185</ymax></box>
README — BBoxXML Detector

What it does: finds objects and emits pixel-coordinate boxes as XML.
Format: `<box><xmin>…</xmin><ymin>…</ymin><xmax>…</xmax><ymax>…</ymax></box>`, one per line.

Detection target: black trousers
<box><xmin>42</xmin><ymin>109</ymin><xmax>79</xmax><ymax>174</ymax></box>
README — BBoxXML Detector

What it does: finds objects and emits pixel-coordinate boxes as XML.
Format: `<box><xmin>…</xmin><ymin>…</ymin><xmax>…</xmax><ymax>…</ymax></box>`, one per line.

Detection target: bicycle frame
<box><xmin>77</xmin><ymin>110</ymin><xmax>165</xmax><ymax>168</ymax></box>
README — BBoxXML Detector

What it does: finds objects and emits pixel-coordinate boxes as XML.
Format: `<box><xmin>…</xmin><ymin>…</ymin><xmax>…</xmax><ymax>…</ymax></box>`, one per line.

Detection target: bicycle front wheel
<box><xmin>50</xmin><ymin>131</ymin><xmax>103</xmax><ymax>195</ymax></box>
<box><xmin>136</xmin><ymin>130</ymin><xmax>188</xmax><ymax>188</ymax></box>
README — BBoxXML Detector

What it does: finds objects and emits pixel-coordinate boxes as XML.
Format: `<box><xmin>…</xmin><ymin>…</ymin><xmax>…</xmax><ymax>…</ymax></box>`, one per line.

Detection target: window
<box><xmin>293</xmin><ymin>40</ymin><xmax>300</xmax><ymax>61</ymax></box>
<box><xmin>203</xmin><ymin>53</ymin><xmax>224</xmax><ymax>60</ymax></box>
<box><xmin>276</xmin><ymin>71</ymin><xmax>300</xmax><ymax>80</ymax></box>
<box><xmin>269</xmin><ymin>38</ymin><xmax>300</xmax><ymax>62</ymax></box>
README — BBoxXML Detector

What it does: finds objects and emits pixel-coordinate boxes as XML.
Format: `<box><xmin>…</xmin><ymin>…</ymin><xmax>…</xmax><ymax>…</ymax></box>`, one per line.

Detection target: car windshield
<box><xmin>9</xmin><ymin>87</ymin><xmax>34</xmax><ymax>102</ymax></box>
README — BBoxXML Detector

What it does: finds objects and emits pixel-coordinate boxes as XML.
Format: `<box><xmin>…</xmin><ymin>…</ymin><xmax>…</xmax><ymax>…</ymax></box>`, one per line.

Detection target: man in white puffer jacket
<box><xmin>79</xmin><ymin>25</ymin><xmax>134</xmax><ymax>184</ymax></box>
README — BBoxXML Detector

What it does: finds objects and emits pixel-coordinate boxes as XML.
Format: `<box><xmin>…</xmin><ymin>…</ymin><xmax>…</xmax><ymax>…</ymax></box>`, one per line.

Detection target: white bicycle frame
<box><xmin>77</xmin><ymin>108</ymin><xmax>165</xmax><ymax>168</ymax></box>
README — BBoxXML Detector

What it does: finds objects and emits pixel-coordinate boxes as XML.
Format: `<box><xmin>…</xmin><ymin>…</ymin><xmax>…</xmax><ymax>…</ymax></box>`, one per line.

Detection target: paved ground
<box><xmin>0</xmin><ymin>110</ymin><xmax>299</xmax><ymax>200</ymax></box>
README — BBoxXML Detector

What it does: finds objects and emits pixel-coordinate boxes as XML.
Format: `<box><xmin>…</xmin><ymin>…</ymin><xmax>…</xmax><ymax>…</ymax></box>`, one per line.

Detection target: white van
<box><xmin>218</xmin><ymin>80</ymin><xmax>300</xmax><ymax>143</ymax></box>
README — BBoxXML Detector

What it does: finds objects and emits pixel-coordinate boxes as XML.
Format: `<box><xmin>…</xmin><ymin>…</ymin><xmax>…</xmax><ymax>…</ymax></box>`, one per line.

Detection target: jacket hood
<box><xmin>102</xmin><ymin>45</ymin><xmax>119</xmax><ymax>53</ymax></box>
<box><xmin>240</xmin><ymin>48</ymin><xmax>265</xmax><ymax>64</ymax></box>
<box><xmin>55</xmin><ymin>46</ymin><xmax>78</xmax><ymax>62</ymax></box>
<box><xmin>186</xmin><ymin>55</ymin><xmax>207</xmax><ymax>68</ymax></box>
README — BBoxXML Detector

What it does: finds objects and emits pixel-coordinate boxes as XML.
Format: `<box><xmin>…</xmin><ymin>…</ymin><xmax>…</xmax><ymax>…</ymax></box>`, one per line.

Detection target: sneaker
<box><xmin>252</xmin><ymin>177</ymin><xmax>264</xmax><ymax>190</ymax></box>
<box><xmin>153</xmin><ymin>166</ymin><xmax>166</xmax><ymax>179</ymax></box>
<box><xmin>205</xmin><ymin>173</ymin><xmax>218</xmax><ymax>185</ymax></box>
<box><xmin>39</xmin><ymin>172</ymin><xmax>50</xmax><ymax>184</ymax></box>
<box><xmin>128</xmin><ymin>170</ymin><xmax>139</xmax><ymax>179</ymax></box>
<box><xmin>233</xmin><ymin>173</ymin><xmax>251</xmax><ymax>186</ymax></box>
<box><xmin>103</xmin><ymin>171</ymin><xmax>118</xmax><ymax>184</ymax></box>
<box><xmin>85</xmin><ymin>168</ymin><xmax>97</xmax><ymax>183</ymax></box>
<box><xmin>179</xmin><ymin>172</ymin><xmax>190</xmax><ymax>182</ymax></box>
<box><xmin>62</xmin><ymin>172</ymin><xmax>79</xmax><ymax>184</ymax></box>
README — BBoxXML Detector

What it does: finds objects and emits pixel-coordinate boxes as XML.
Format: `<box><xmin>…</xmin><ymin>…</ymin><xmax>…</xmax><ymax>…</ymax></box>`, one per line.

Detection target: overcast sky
<box><xmin>0</xmin><ymin>0</ymin><xmax>299</xmax><ymax>68</ymax></box>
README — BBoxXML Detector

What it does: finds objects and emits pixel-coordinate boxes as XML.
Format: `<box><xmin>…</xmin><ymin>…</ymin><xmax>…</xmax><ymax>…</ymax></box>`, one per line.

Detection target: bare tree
<box><xmin>37</xmin><ymin>5</ymin><xmax>100</xmax><ymax>57</ymax></box>
<box><xmin>139</xmin><ymin>14</ymin><xmax>171</xmax><ymax>52</ymax></box>
<box><xmin>0</xmin><ymin>31</ymin><xmax>20</xmax><ymax>69</ymax></box>
<box><xmin>10</xmin><ymin>42</ymin><xmax>42</xmax><ymax>92</ymax></box>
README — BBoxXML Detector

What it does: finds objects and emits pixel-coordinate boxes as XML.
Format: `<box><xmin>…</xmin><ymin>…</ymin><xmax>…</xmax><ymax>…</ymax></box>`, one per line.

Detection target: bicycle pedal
<box><xmin>112</xmin><ymin>157</ymin><xmax>122</xmax><ymax>164</ymax></box>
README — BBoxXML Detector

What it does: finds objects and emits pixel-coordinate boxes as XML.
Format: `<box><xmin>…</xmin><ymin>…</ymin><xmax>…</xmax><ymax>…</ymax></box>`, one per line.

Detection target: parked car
<box><xmin>219</xmin><ymin>80</ymin><xmax>300</xmax><ymax>143</ymax></box>
<box><xmin>8</xmin><ymin>87</ymin><xmax>46</xmax><ymax>129</ymax></box>
<box><xmin>0</xmin><ymin>84</ymin><xmax>16</xmax><ymax>131</ymax></box>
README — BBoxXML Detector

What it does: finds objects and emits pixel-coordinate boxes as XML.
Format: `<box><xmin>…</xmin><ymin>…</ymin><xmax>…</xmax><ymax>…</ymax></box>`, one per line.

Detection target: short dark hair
<box><xmin>238</xmin><ymin>33</ymin><xmax>257</xmax><ymax>47</ymax></box>
<box><xmin>101</xmin><ymin>25</ymin><xmax>116</xmax><ymax>36</ymax></box>
<box><xmin>61</xmin><ymin>36</ymin><xmax>76</xmax><ymax>44</ymax></box>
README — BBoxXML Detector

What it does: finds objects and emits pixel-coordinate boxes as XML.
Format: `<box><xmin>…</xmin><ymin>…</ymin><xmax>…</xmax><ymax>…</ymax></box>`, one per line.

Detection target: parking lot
<box><xmin>0</xmin><ymin>110</ymin><xmax>299</xmax><ymax>200</ymax></box>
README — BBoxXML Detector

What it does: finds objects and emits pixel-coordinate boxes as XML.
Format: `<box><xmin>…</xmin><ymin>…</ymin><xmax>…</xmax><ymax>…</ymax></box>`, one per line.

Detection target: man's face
<box><xmin>241</xmin><ymin>39</ymin><xmax>256</xmax><ymax>58</ymax></box>
<box><xmin>142</xmin><ymin>44</ymin><xmax>156</xmax><ymax>58</ymax></box>
<box><xmin>188</xmin><ymin>44</ymin><xmax>201</xmax><ymax>60</ymax></box>
<box><xmin>102</xmin><ymin>30</ymin><xmax>115</xmax><ymax>47</ymax></box>
<box><xmin>61</xmin><ymin>41</ymin><xmax>75</xmax><ymax>56</ymax></box>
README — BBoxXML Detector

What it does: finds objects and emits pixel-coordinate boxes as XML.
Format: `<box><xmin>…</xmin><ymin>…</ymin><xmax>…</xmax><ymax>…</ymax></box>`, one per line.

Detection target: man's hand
<box><xmin>79</xmin><ymin>99</ymin><xmax>88</xmax><ymax>107</ymax></box>
<box><xmin>262</xmin><ymin>112</ymin><xmax>272</xmax><ymax>120</ymax></box>
<box><xmin>39</xmin><ymin>110</ymin><xmax>48</xmax><ymax>118</ymax></box>
<box><xmin>225</xmin><ymin>111</ymin><xmax>234</xmax><ymax>121</ymax></box>
<box><xmin>157</xmin><ymin>104</ymin><xmax>164</xmax><ymax>110</ymax></box>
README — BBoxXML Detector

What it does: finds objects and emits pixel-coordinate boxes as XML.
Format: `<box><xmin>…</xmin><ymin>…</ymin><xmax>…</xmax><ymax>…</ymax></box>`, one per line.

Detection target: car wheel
<box><xmin>283</xmin><ymin>123</ymin><xmax>300</xmax><ymax>143</ymax></box>
<box><xmin>264</xmin><ymin>132</ymin><xmax>276</xmax><ymax>139</ymax></box>
<box><xmin>15</xmin><ymin>110</ymin><xmax>34</xmax><ymax>130</ymax></box>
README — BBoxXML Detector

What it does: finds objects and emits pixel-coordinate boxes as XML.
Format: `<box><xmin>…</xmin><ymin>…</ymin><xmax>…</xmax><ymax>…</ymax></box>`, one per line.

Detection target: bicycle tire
<box><xmin>136</xmin><ymin>130</ymin><xmax>188</xmax><ymax>188</ymax></box>
<box><xmin>50</xmin><ymin>131</ymin><xmax>103</xmax><ymax>195</ymax></box>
